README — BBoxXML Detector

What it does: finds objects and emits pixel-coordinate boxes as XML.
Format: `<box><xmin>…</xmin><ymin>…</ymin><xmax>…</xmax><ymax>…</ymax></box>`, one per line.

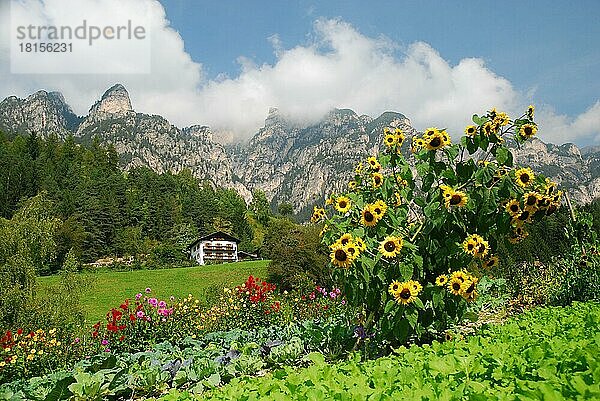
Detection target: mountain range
<box><xmin>1</xmin><ymin>84</ymin><xmax>600</xmax><ymax>214</ymax></box>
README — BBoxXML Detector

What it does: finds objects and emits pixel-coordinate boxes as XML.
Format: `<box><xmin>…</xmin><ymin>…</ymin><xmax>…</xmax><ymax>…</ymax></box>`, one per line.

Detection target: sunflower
<box><xmin>451</xmin><ymin>270</ymin><xmax>469</xmax><ymax>283</ymax></box>
<box><xmin>514</xmin><ymin>209</ymin><xmax>532</xmax><ymax>225</ymax></box>
<box><xmin>367</xmin><ymin>156</ymin><xmax>381</xmax><ymax>171</ymax></box>
<box><xmin>527</xmin><ymin>105</ymin><xmax>535</xmax><ymax>119</ymax></box>
<box><xmin>425</xmin><ymin>131</ymin><xmax>447</xmax><ymax>151</ymax></box>
<box><xmin>435</xmin><ymin>275</ymin><xmax>449</xmax><ymax>286</ymax></box>
<box><xmin>483</xmin><ymin>255</ymin><xmax>499</xmax><ymax>269</ymax></box>
<box><xmin>448</xmin><ymin>277</ymin><xmax>463</xmax><ymax>296</ymax></box>
<box><xmin>514</xmin><ymin>167</ymin><xmax>534</xmax><ymax>187</ymax></box>
<box><xmin>445</xmin><ymin>191</ymin><xmax>468</xmax><ymax>209</ymax></box>
<box><xmin>505</xmin><ymin>199</ymin><xmax>521</xmax><ymax>216</ymax></box>
<box><xmin>395</xmin><ymin>128</ymin><xmax>405</xmax><ymax>144</ymax></box>
<box><xmin>330</xmin><ymin>245</ymin><xmax>354</xmax><ymax>268</ymax></box>
<box><xmin>408</xmin><ymin>280</ymin><xmax>423</xmax><ymax>294</ymax></box>
<box><xmin>523</xmin><ymin>192</ymin><xmax>539</xmax><ymax>208</ymax></box>
<box><xmin>345</xmin><ymin>242</ymin><xmax>360</xmax><ymax>258</ymax></box>
<box><xmin>354</xmin><ymin>237</ymin><xmax>367</xmax><ymax>252</ymax></box>
<box><xmin>311</xmin><ymin>206</ymin><xmax>325</xmax><ymax>223</ymax></box>
<box><xmin>494</xmin><ymin>112</ymin><xmax>510</xmax><ymax>127</ymax></box>
<box><xmin>372</xmin><ymin>172</ymin><xmax>384</xmax><ymax>188</ymax></box>
<box><xmin>360</xmin><ymin>205</ymin><xmax>379</xmax><ymax>227</ymax></box>
<box><xmin>388</xmin><ymin>280</ymin><xmax>402</xmax><ymax>296</ymax></box>
<box><xmin>464</xmin><ymin>125</ymin><xmax>477</xmax><ymax>136</ymax></box>
<box><xmin>440</xmin><ymin>185</ymin><xmax>454</xmax><ymax>200</ymax></box>
<box><xmin>379</xmin><ymin>236</ymin><xmax>403</xmax><ymax>258</ymax></box>
<box><xmin>372</xmin><ymin>200</ymin><xmax>388</xmax><ymax>218</ymax></box>
<box><xmin>335</xmin><ymin>196</ymin><xmax>352</xmax><ymax>213</ymax></box>
<box><xmin>462</xmin><ymin>235</ymin><xmax>479</xmax><ymax>255</ymax></box>
<box><xmin>336</xmin><ymin>233</ymin><xmax>353</xmax><ymax>247</ymax></box>
<box><xmin>460</xmin><ymin>277</ymin><xmax>479</xmax><ymax>301</ymax></box>
<box><xmin>536</xmin><ymin>195</ymin><xmax>551</xmax><ymax>209</ymax></box>
<box><xmin>392</xmin><ymin>282</ymin><xmax>419</xmax><ymax>305</ymax></box>
<box><xmin>546</xmin><ymin>203</ymin><xmax>559</xmax><ymax>216</ymax></box>
<box><xmin>482</xmin><ymin>121</ymin><xmax>495</xmax><ymax>136</ymax></box>
<box><xmin>519</xmin><ymin>123</ymin><xmax>537</xmax><ymax>139</ymax></box>
<box><xmin>355</xmin><ymin>162</ymin><xmax>364</xmax><ymax>174</ymax></box>
<box><xmin>544</xmin><ymin>179</ymin><xmax>557</xmax><ymax>196</ymax></box>
<box><xmin>424</xmin><ymin>127</ymin><xmax>438</xmax><ymax>137</ymax></box>
<box><xmin>474</xmin><ymin>238</ymin><xmax>490</xmax><ymax>259</ymax></box>
<box><xmin>384</xmin><ymin>133</ymin><xmax>397</xmax><ymax>147</ymax></box>
<box><xmin>393</xmin><ymin>192</ymin><xmax>403</xmax><ymax>207</ymax></box>
<box><xmin>441</xmin><ymin>130</ymin><xmax>451</xmax><ymax>146</ymax></box>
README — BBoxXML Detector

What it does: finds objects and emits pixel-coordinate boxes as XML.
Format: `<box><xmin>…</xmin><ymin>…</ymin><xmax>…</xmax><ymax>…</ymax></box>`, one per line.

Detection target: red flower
<box><xmin>17</xmin><ymin>328</ymin><xmax>23</xmax><ymax>335</ymax></box>
<box><xmin>111</xmin><ymin>309</ymin><xmax>123</xmax><ymax>321</ymax></box>
<box><xmin>107</xmin><ymin>323</ymin><xmax>118</xmax><ymax>333</ymax></box>
<box><xmin>119</xmin><ymin>335</ymin><xmax>125</xmax><ymax>342</ymax></box>
<box><xmin>129</xmin><ymin>314</ymin><xmax>136</xmax><ymax>322</ymax></box>
<box><xmin>92</xmin><ymin>331</ymin><xmax>98</xmax><ymax>338</ymax></box>
<box><xmin>93</xmin><ymin>322</ymin><xmax>101</xmax><ymax>330</ymax></box>
<box><xmin>120</xmin><ymin>300</ymin><xmax>129</xmax><ymax>311</ymax></box>
<box><xmin>118</xmin><ymin>325</ymin><xmax>126</xmax><ymax>331</ymax></box>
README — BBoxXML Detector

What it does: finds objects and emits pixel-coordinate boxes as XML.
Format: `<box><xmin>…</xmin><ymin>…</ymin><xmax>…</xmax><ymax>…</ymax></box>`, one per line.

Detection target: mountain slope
<box><xmin>1</xmin><ymin>84</ymin><xmax>600</xmax><ymax>212</ymax></box>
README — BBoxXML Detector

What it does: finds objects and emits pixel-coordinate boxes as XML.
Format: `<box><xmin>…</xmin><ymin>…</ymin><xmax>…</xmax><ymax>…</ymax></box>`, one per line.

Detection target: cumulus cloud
<box><xmin>0</xmin><ymin>1</ymin><xmax>598</xmax><ymax>145</ymax></box>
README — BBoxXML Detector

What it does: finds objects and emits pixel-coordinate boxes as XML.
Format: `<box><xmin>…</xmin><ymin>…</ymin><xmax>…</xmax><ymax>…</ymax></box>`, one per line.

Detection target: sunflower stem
<box><xmin>410</xmin><ymin>222</ymin><xmax>424</xmax><ymax>243</ymax></box>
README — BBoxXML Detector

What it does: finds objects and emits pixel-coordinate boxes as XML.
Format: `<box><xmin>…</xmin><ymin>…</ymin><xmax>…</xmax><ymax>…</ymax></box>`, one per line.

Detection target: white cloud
<box><xmin>0</xmin><ymin>2</ymin><xmax>598</xmax><ymax>145</ymax></box>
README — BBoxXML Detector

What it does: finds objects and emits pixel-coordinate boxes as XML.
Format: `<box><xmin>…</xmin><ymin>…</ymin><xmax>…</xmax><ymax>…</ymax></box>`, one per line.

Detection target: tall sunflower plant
<box><xmin>313</xmin><ymin>105</ymin><xmax>563</xmax><ymax>347</ymax></box>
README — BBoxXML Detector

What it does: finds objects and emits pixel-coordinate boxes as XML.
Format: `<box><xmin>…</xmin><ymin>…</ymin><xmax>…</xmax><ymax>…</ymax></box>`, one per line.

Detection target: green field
<box><xmin>37</xmin><ymin>260</ymin><xmax>269</xmax><ymax>322</ymax></box>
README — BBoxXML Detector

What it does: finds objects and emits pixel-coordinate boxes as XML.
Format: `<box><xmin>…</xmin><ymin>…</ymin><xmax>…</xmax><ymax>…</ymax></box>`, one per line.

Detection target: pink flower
<box><xmin>341</xmin><ymin>299</ymin><xmax>346</xmax><ymax>305</ymax></box>
<box><xmin>101</xmin><ymin>339</ymin><xmax>108</xmax><ymax>346</ymax></box>
<box><xmin>74</xmin><ymin>337</ymin><xmax>80</xmax><ymax>343</ymax></box>
<box><xmin>329</xmin><ymin>292</ymin><xmax>337</xmax><ymax>299</ymax></box>
<box><xmin>334</xmin><ymin>288</ymin><xmax>341</xmax><ymax>294</ymax></box>
<box><xmin>309</xmin><ymin>292</ymin><xmax>316</xmax><ymax>300</ymax></box>
<box><xmin>135</xmin><ymin>293</ymin><xmax>143</xmax><ymax>300</ymax></box>
<box><xmin>157</xmin><ymin>308</ymin><xmax>173</xmax><ymax>317</ymax></box>
<box><xmin>136</xmin><ymin>310</ymin><xmax>145</xmax><ymax>319</ymax></box>
<box><xmin>148</xmin><ymin>298</ymin><xmax>158</xmax><ymax>307</ymax></box>
<box><xmin>105</xmin><ymin>348</ymin><xmax>111</xmax><ymax>353</ymax></box>
<box><xmin>158</xmin><ymin>300</ymin><xmax>167</xmax><ymax>308</ymax></box>
<box><xmin>145</xmin><ymin>287</ymin><xmax>151</xmax><ymax>293</ymax></box>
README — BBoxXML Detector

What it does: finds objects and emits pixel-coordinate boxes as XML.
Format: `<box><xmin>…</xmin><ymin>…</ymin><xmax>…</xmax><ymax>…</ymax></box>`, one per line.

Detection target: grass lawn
<box><xmin>37</xmin><ymin>260</ymin><xmax>269</xmax><ymax>322</ymax></box>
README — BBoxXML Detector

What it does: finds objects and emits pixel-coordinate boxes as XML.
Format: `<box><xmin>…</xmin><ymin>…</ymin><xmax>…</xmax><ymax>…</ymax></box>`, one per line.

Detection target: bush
<box><xmin>265</xmin><ymin>218</ymin><xmax>331</xmax><ymax>292</ymax></box>
<box><xmin>317</xmin><ymin>106</ymin><xmax>563</xmax><ymax>347</ymax></box>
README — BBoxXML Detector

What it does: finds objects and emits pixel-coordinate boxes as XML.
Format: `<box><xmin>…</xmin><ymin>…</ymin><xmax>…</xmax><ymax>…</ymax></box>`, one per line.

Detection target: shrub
<box><xmin>317</xmin><ymin>106</ymin><xmax>563</xmax><ymax>347</ymax></box>
<box><xmin>265</xmin><ymin>218</ymin><xmax>331</xmax><ymax>292</ymax></box>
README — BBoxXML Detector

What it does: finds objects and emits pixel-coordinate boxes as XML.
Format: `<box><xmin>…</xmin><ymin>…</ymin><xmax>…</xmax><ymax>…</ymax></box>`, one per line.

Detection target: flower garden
<box><xmin>1</xmin><ymin>106</ymin><xmax>599</xmax><ymax>400</ymax></box>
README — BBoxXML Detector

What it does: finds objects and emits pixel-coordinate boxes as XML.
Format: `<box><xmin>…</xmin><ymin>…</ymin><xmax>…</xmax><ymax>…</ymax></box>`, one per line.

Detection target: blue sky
<box><xmin>1</xmin><ymin>0</ymin><xmax>599</xmax><ymax>144</ymax></box>
<box><xmin>160</xmin><ymin>0</ymin><xmax>599</xmax><ymax>117</ymax></box>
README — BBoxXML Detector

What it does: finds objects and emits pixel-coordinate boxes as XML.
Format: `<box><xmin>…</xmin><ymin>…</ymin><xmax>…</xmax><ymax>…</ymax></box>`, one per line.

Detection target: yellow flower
<box><xmin>355</xmin><ymin>162</ymin><xmax>364</xmax><ymax>174</ymax></box>
<box><xmin>388</xmin><ymin>280</ymin><xmax>402</xmax><ymax>296</ymax></box>
<box><xmin>354</xmin><ymin>237</ymin><xmax>367</xmax><ymax>252</ymax></box>
<box><xmin>372</xmin><ymin>172</ymin><xmax>384</xmax><ymax>188</ymax></box>
<box><xmin>348</xmin><ymin>181</ymin><xmax>357</xmax><ymax>190</ymax></box>
<box><xmin>379</xmin><ymin>236</ymin><xmax>403</xmax><ymax>258</ymax></box>
<box><xmin>424</xmin><ymin>129</ymin><xmax>448</xmax><ymax>151</ymax></box>
<box><xmin>464</xmin><ymin>125</ymin><xmax>477</xmax><ymax>136</ymax></box>
<box><xmin>514</xmin><ymin>167</ymin><xmax>534</xmax><ymax>187</ymax></box>
<box><xmin>393</xmin><ymin>192</ymin><xmax>402</xmax><ymax>207</ymax></box>
<box><xmin>408</xmin><ymin>280</ymin><xmax>422</xmax><ymax>293</ymax></box>
<box><xmin>519</xmin><ymin>123</ymin><xmax>537</xmax><ymax>139</ymax></box>
<box><xmin>439</xmin><ymin>185</ymin><xmax>454</xmax><ymax>200</ymax></box>
<box><xmin>523</xmin><ymin>192</ymin><xmax>540</xmax><ymax>209</ymax></box>
<box><xmin>384</xmin><ymin>133</ymin><xmax>397</xmax><ymax>147</ymax></box>
<box><xmin>505</xmin><ymin>199</ymin><xmax>521</xmax><ymax>217</ymax></box>
<box><xmin>372</xmin><ymin>200</ymin><xmax>388</xmax><ymax>218</ymax></box>
<box><xmin>311</xmin><ymin>206</ymin><xmax>325</xmax><ymax>223</ymax></box>
<box><xmin>527</xmin><ymin>105</ymin><xmax>535</xmax><ymax>119</ymax></box>
<box><xmin>392</xmin><ymin>281</ymin><xmax>420</xmax><ymax>305</ymax></box>
<box><xmin>483</xmin><ymin>255</ymin><xmax>499</xmax><ymax>269</ymax></box>
<box><xmin>435</xmin><ymin>275</ymin><xmax>448</xmax><ymax>286</ymax></box>
<box><xmin>447</xmin><ymin>277</ymin><xmax>463</xmax><ymax>296</ymax></box>
<box><xmin>367</xmin><ymin>156</ymin><xmax>381</xmax><ymax>171</ymax></box>
<box><xmin>335</xmin><ymin>196</ymin><xmax>352</xmax><ymax>213</ymax></box>
<box><xmin>544</xmin><ymin>179</ymin><xmax>557</xmax><ymax>196</ymax></box>
<box><xmin>445</xmin><ymin>190</ymin><xmax>468</xmax><ymax>209</ymax></box>
<box><xmin>493</xmin><ymin>112</ymin><xmax>510</xmax><ymax>127</ymax></box>
<box><xmin>395</xmin><ymin>128</ymin><xmax>405</xmax><ymax>144</ymax></box>
<box><xmin>360</xmin><ymin>205</ymin><xmax>379</xmax><ymax>227</ymax></box>
<box><xmin>27</xmin><ymin>354</ymin><xmax>34</xmax><ymax>361</ymax></box>
<box><xmin>462</xmin><ymin>235</ymin><xmax>479</xmax><ymax>255</ymax></box>
<box><xmin>330</xmin><ymin>245</ymin><xmax>354</xmax><ymax>268</ymax></box>
<box><xmin>333</xmin><ymin>233</ymin><xmax>353</xmax><ymax>247</ymax></box>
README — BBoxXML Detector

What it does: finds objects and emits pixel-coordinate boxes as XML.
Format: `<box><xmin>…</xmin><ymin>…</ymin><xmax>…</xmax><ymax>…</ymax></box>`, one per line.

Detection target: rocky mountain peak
<box><xmin>89</xmin><ymin>83</ymin><xmax>133</xmax><ymax>116</ymax></box>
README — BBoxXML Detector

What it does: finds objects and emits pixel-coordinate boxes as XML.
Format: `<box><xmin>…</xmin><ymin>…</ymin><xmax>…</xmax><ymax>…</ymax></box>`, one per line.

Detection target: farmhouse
<box><xmin>188</xmin><ymin>231</ymin><xmax>240</xmax><ymax>265</ymax></box>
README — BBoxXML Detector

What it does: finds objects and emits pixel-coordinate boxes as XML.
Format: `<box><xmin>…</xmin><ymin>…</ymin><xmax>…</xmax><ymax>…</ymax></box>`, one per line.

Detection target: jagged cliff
<box><xmin>1</xmin><ymin>84</ymin><xmax>600</xmax><ymax>212</ymax></box>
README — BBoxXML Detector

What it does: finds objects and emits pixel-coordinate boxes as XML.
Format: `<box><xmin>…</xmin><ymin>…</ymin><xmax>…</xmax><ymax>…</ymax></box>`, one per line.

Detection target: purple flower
<box><xmin>329</xmin><ymin>291</ymin><xmax>337</xmax><ymax>299</ymax></box>
<box><xmin>145</xmin><ymin>287</ymin><xmax>151</xmax><ymax>294</ymax></box>
<box><xmin>104</xmin><ymin>348</ymin><xmax>111</xmax><ymax>353</ymax></box>
<box><xmin>334</xmin><ymin>288</ymin><xmax>341</xmax><ymax>294</ymax></box>
<box><xmin>158</xmin><ymin>300</ymin><xmax>167</xmax><ymax>308</ymax></box>
<box><xmin>341</xmin><ymin>299</ymin><xmax>346</xmax><ymax>305</ymax></box>
<box><xmin>74</xmin><ymin>337</ymin><xmax>80</xmax><ymax>344</ymax></box>
<box><xmin>136</xmin><ymin>310</ymin><xmax>145</xmax><ymax>319</ymax></box>
<box><xmin>148</xmin><ymin>298</ymin><xmax>158</xmax><ymax>307</ymax></box>
<box><xmin>135</xmin><ymin>293</ymin><xmax>143</xmax><ymax>300</ymax></box>
<box><xmin>101</xmin><ymin>339</ymin><xmax>108</xmax><ymax>346</ymax></box>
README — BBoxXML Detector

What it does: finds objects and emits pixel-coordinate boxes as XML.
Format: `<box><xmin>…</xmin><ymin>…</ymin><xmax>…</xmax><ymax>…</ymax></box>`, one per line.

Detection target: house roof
<box><xmin>188</xmin><ymin>231</ymin><xmax>241</xmax><ymax>249</ymax></box>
